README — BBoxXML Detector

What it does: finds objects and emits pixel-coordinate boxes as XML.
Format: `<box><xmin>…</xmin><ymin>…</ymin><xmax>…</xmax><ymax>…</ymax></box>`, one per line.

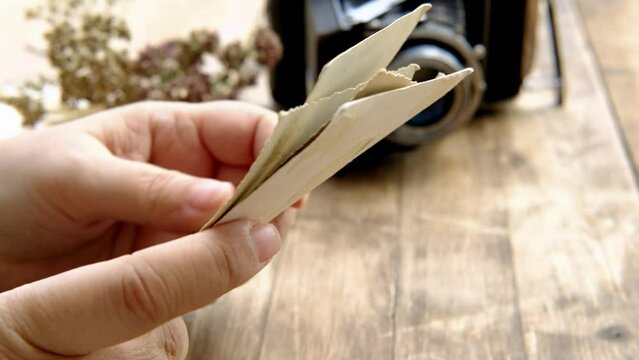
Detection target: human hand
<box><xmin>0</xmin><ymin>221</ymin><xmax>280</xmax><ymax>359</ymax></box>
<box><xmin>0</xmin><ymin>101</ymin><xmax>299</xmax><ymax>358</ymax></box>
<box><xmin>0</xmin><ymin>101</ymin><xmax>298</xmax><ymax>289</ymax></box>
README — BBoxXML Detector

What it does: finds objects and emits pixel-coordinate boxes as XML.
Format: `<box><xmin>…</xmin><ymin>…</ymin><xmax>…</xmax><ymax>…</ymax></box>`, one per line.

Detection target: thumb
<box><xmin>75</xmin><ymin>156</ymin><xmax>234</xmax><ymax>231</ymax></box>
<box><xmin>0</xmin><ymin>221</ymin><xmax>280</xmax><ymax>357</ymax></box>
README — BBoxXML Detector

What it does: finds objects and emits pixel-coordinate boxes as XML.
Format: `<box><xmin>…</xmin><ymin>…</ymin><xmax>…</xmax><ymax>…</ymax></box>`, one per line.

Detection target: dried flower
<box><xmin>1</xmin><ymin>0</ymin><xmax>283</xmax><ymax>126</ymax></box>
<box><xmin>255</xmin><ymin>27</ymin><xmax>283</xmax><ymax>68</ymax></box>
<box><xmin>221</xmin><ymin>42</ymin><xmax>246</xmax><ymax>70</ymax></box>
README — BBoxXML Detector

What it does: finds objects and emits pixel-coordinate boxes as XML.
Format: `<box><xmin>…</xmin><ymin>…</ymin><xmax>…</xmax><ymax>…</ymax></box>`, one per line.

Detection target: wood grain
<box><xmin>394</xmin><ymin>123</ymin><xmax>527</xmax><ymax>359</ymax></box>
<box><xmin>502</xmin><ymin>0</ymin><xmax>639</xmax><ymax>358</ymax></box>
<box><xmin>575</xmin><ymin>0</ymin><xmax>639</xmax><ymax>175</ymax></box>
<box><xmin>188</xmin><ymin>157</ymin><xmax>405</xmax><ymax>360</ymax></box>
<box><xmin>184</xmin><ymin>264</ymin><xmax>277</xmax><ymax>359</ymax></box>
<box><xmin>255</xmin><ymin>155</ymin><xmax>404</xmax><ymax>359</ymax></box>
<box><xmin>259</xmin><ymin>218</ymin><xmax>398</xmax><ymax>360</ymax></box>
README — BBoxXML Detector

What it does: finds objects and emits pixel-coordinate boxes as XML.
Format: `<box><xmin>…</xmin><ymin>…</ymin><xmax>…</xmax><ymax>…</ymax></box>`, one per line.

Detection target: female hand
<box><xmin>0</xmin><ymin>101</ymin><xmax>297</xmax><ymax>359</ymax></box>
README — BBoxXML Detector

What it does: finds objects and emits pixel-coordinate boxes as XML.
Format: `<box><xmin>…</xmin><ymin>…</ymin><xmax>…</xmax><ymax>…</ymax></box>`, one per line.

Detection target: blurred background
<box><xmin>0</xmin><ymin>0</ymin><xmax>550</xmax><ymax>147</ymax></box>
<box><xmin>0</xmin><ymin>0</ymin><xmax>266</xmax><ymax>83</ymax></box>
<box><xmin>0</xmin><ymin>0</ymin><xmax>273</xmax><ymax>138</ymax></box>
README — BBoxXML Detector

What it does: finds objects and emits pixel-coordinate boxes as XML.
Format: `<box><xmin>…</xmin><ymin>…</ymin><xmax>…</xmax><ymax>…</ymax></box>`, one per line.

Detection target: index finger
<box><xmin>83</xmin><ymin>101</ymin><xmax>277</xmax><ymax>175</ymax></box>
<box><xmin>187</xmin><ymin>101</ymin><xmax>278</xmax><ymax>166</ymax></box>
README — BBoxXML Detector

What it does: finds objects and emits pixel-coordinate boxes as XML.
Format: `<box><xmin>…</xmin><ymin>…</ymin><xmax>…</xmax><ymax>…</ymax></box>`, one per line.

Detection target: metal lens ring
<box><xmin>386</xmin><ymin>23</ymin><xmax>486</xmax><ymax>146</ymax></box>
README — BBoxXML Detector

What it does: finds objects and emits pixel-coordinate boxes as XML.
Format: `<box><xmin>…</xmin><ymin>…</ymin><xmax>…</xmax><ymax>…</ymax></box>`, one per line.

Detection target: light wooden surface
<box><xmin>2</xmin><ymin>0</ymin><xmax>639</xmax><ymax>359</ymax></box>
<box><xmin>577</xmin><ymin>0</ymin><xmax>639</xmax><ymax>174</ymax></box>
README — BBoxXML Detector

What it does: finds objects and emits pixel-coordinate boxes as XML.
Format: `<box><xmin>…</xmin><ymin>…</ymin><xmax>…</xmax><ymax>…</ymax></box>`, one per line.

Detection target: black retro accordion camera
<box><xmin>268</xmin><ymin>0</ymin><xmax>538</xmax><ymax>147</ymax></box>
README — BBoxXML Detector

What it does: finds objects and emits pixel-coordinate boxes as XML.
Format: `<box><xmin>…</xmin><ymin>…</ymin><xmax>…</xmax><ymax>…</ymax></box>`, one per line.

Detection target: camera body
<box><xmin>268</xmin><ymin>0</ymin><xmax>538</xmax><ymax>146</ymax></box>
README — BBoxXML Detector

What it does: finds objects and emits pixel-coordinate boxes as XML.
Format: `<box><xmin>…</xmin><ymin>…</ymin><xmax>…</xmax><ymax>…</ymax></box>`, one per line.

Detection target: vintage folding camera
<box><xmin>268</xmin><ymin>0</ymin><xmax>539</xmax><ymax>147</ymax></box>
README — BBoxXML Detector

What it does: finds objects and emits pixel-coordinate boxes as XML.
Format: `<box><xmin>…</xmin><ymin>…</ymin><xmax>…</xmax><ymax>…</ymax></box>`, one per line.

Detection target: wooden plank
<box><xmin>187</xmin><ymin>158</ymin><xmax>403</xmax><ymax>359</ymax></box>
<box><xmin>392</xmin><ymin>120</ymin><xmax>527</xmax><ymax>359</ymax></box>
<box><xmin>502</xmin><ymin>0</ymin><xmax>639</xmax><ymax>358</ymax></box>
<box><xmin>187</xmin><ymin>143</ymin><xmax>404</xmax><ymax>360</ymax></box>
<box><xmin>575</xmin><ymin>0</ymin><xmax>639</xmax><ymax>174</ymax></box>
<box><xmin>389</xmin><ymin>1</ymin><xmax>565</xmax><ymax>358</ymax></box>
<box><xmin>258</xmin><ymin>217</ymin><xmax>398</xmax><ymax>360</ymax></box>
<box><xmin>185</xmin><ymin>265</ymin><xmax>277</xmax><ymax>359</ymax></box>
<box><xmin>256</xmin><ymin>160</ymin><xmax>403</xmax><ymax>359</ymax></box>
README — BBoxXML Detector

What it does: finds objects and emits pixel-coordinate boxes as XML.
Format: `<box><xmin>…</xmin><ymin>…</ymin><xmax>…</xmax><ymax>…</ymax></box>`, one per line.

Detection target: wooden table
<box><xmin>2</xmin><ymin>0</ymin><xmax>638</xmax><ymax>359</ymax></box>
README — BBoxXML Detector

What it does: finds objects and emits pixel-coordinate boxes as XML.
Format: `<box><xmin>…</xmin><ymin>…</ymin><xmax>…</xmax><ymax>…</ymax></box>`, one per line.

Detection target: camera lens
<box><xmin>386</xmin><ymin>42</ymin><xmax>481</xmax><ymax>146</ymax></box>
<box><xmin>408</xmin><ymin>92</ymin><xmax>454</xmax><ymax>127</ymax></box>
<box><xmin>407</xmin><ymin>68</ymin><xmax>454</xmax><ymax>126</ymax></box>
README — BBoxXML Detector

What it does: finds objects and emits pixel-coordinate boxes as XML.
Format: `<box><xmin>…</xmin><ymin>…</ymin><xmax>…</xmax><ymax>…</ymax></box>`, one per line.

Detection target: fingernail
<box><xmin>250</xmin><ymin>223</ymin><xmax>281</xmax><ymax>263</ymax></box>
<box><xmin>190</xmin><ymin>181</ymin><xmax>233</xmax><ymax>211</ymax></box>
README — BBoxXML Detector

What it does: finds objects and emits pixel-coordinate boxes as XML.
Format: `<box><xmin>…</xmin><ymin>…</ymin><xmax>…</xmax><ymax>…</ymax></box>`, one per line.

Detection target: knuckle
<box><xmin>118</xmin><ymin>257</ymin><xmax>171</xmax><ymax>324</ymax></box>
<box><xmin>141</xmin><ymin>170</ymin><xmax>177</xmax><ymax>214</ymax></box>
<box><xmin>205</xmin><ymin>241</ymin><xmax>235</xmax><ymax>291</ymax></box>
